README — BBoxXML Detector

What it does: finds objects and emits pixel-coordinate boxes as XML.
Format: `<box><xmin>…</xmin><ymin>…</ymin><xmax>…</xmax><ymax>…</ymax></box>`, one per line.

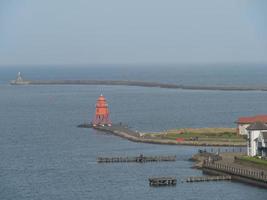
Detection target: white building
<box><xmin>258</xmin><ymin>132</ymin><xmax>267</xmax><ymax>157</ymax></box>
<box><xmin>246</xmin><ymin>121</ymin><xmax>267</xmax><ymax>157</ymax></box>
<box><xmin>236</xmin><ymin>115</ymin><xmax>267</xmax><ymax>135</ymax></box>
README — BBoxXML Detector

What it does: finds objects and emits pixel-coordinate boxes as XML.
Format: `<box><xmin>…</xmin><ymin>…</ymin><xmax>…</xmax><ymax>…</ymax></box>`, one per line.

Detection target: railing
<box><xmin>198</xmin><ymin>147</ymin><xmax>246</xmax><ymax>154</ymax></box>
<box><xmin>203</xmin><ymin>161</ymin><xmax>267</xmax><ymax>182</ymax></box>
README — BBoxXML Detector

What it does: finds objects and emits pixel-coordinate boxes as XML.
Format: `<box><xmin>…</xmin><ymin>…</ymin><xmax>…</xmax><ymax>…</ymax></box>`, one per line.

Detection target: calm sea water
<box><xmin>1</xmin><ymin>66</ymin><xmax>267</xmax><ymax>199</ymax></box>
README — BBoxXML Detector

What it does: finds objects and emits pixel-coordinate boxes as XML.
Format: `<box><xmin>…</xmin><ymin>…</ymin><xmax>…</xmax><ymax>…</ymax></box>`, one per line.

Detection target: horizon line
<box><xmin>1</xmin><ymin>62</ymin><xmax>267</xmax><ymax>68</ymax></box>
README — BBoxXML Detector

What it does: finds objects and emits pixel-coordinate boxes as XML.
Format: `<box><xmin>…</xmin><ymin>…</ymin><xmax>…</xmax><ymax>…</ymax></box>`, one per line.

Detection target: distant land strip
<box><xmin>9</xmin><ymin>79</ymin><xmax>267</xmax><ymax>91</ymax></box>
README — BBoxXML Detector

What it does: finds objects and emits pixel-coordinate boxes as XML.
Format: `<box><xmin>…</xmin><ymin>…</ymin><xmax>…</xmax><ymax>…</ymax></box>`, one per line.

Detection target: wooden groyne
<box><xmin>10</xmin><ymin>79</ymin><xmax>267</xmax><ymax>92</ymax></box>
<box><xmin>149</xmin><ymin>177</ymin><xmax>177</xmax><ymax>186</ymax></box>
<box><xmin>186</xmin><ymin>175</ymin><xmax>231</xmax><ymax>182</ymax></box>
<box><xmin>97</xmin><ymin>155</ymin><xmax>176</xmax><ymax>163</ymax></box>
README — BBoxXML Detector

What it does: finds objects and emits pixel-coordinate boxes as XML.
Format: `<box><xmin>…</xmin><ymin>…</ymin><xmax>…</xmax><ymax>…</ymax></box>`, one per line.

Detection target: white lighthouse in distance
<box><xmin>16</xmin><ymin>72</ymin><xmax>23</xmax><ymax>82</ymax></box>
<box><xmin>10</xmin><ymin>72</ymin><xmax>29</xmax><ymax>85</ymax></box>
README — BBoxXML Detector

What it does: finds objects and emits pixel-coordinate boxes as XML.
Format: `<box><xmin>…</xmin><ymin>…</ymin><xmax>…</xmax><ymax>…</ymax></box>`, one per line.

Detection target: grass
<box><xmin>238</xmin><ymin>156</ymin><xmax>267</xmax><ymax>166</ymax></box>
<box><xmin>145</xmin><ymin>128</ymin><xmax>246</xmax><ymax>143</ymax></box>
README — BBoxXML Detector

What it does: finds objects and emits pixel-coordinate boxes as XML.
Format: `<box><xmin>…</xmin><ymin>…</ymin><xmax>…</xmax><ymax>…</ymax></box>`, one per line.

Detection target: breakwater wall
<box><xmin>10</xmin><ymin>79</ymin><xmax>267</xmax><ymax>92</ymax></box>
<box><xmin>93</xmin><ymin>125</ymin><xmax>245</xmax><ymax>147</ymax></box>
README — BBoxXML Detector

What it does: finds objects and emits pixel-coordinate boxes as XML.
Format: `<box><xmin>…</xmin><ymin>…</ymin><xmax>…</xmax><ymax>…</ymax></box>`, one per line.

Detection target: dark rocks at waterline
<box><xmin>77</xmin><ymin>123</ymin><xmax>93</xmax><ymax>128</ymax></box>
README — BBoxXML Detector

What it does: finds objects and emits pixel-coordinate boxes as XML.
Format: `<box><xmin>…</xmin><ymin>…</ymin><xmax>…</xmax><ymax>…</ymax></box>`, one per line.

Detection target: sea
<box><xmin>1</xmin><ymin>65</ymin><xmax>267</xmax><ymax>200</ymax></box>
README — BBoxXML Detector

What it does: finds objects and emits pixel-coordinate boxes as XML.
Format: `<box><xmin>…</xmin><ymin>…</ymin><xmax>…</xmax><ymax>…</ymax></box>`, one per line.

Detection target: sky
<box><xmin>0</xmin><ymin>0</ymin><xmax>267</xmax><ymax>66</ymax></box>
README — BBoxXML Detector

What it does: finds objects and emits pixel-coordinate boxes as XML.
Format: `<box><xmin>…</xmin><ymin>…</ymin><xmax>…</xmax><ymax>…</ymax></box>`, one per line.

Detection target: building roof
<box><xmin>246</xmin><ymin>121</ymin><xmax>267</xmax><ymax>131</ymax></box>
<box><xmin>236</xmin><ymin>115</ymin><xmax>267</xmax><ymax>124</ymax></box>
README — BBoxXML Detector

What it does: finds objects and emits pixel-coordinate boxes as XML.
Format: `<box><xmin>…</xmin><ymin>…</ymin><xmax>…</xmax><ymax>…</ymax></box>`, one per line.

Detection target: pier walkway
<box><xmin>186</xmin><ymin>175</ymin><xmax>231</xmax><ymax>182</ymax></box>
<box><xmin>149</xmin><ymin>177</ymin><xmax>177</xmax><ymax>186</ymax></box>
<box><xmin>97</xmin><ymin>155</ymin><xmax>176</xmax><ymax>163</ymax></box>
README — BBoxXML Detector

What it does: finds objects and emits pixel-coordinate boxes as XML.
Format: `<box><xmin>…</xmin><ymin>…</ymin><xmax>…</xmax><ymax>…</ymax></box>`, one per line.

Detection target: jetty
<box><xmin>78</xmin><ymin>95</ymin><xmax>246</xmax><ymax>147</ymax></box>
<box><xmin>149</xmin><ymin>177</ymin><xmax>177</xmax><ymax>186</ymax></box>
<box><xmin>97</xmin><ymin>155</ymin><xmax>176</xmax><ymax>163</ymax></box>
<box><xmin>186</xmin><ymin>175</ymin><xmax>231</xmax><ymax>182</ymax></box>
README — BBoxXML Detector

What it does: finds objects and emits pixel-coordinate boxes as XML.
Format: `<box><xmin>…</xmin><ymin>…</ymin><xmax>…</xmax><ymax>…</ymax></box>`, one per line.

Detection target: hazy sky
<box><xmin>0</xmin><ymin>0</ymin><xmax>266</xmax><ymax>66</ymax></box>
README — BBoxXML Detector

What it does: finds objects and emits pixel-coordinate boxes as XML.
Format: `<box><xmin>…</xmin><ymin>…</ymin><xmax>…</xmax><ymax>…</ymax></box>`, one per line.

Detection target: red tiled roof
<box><xmin>237</xmin><ymin>115</ymin><xmax>267</xmax><ymax>124</ymax></box>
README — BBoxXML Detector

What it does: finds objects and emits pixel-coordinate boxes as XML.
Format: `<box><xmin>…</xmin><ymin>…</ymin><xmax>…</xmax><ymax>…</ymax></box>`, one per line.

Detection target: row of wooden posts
<box><xmin>148</xmin><ymin>175</ymin><xmax>232</xmax><ymax>186</ymax></box>
<box><xmin>199</xmin><ymin>147</ymin><xmax>246</xmax><ymax>154</ymax></box>
<box><xmin>96</xmin><ymin>155</ymin><xmax>236</xmax><ymax>186</ymax></box>
<box><xmin>97</xmin><ymin>155</ymin><xmax>176</xmax><ymax>163</ymax></box>
<box><xmin>186</xmin><ymin>175</ymin><xmax>231</xmax><ymax>182</ymax></box>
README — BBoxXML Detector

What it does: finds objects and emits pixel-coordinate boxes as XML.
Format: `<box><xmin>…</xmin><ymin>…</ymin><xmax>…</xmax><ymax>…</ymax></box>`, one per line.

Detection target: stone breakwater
<box><xmin>10</xmin><ymin>79</ymin><xmax>267</xmax><ymax>92</ymax></box>
<box><xmin>93</xmin><ymin>125</ymin><xmax>245</xmax><ymax>147</ymax></box>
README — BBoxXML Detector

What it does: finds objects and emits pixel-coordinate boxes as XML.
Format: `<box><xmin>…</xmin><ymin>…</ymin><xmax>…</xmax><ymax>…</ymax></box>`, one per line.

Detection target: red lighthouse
<box><xmin>92</xmin><ymin>94</ymin><xmax>112</xmax><ymax>126</ymax></box>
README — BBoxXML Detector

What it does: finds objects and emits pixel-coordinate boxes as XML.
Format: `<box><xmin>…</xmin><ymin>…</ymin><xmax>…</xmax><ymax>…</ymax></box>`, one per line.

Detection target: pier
<box><xmin>9</xmin><ymin>76</ymin><xmax>267</xmax><ymax>92</ymax></box>
<box><xmin>149</xmin><ymin>177</ymin><xmax>177</xmax><ymax>186</ymax></box>
<box><xmin>97</xmin><ymin>155</ymin><xmax>176</xmax><ymax>163</ymax></box>
<box><xmin>186</xmin><ymin>175</ymin><xmax>231</xmax><ymax>182</ymax></box>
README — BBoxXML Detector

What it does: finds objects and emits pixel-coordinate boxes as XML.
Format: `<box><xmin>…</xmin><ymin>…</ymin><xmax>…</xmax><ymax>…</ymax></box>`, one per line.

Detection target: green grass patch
<box><xmin>146</xmin><ymin>128</ymin><xmax>245</xmax><ymax>143</ymax></box>
<box><xmin>164</xmin><ymin>132</ymin><xmax>243</xmax><ymax>140</ymax></box>
<box><xmin>238</xmin><ymin>156</ymin><xmax>267</xmax><ymax>166</ymax></box>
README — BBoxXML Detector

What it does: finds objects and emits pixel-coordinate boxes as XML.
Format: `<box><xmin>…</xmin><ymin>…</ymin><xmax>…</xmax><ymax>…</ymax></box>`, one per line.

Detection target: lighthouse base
<box><xmin>77</xmin><ymin>123</ymin><xmax>93</xmax><ymax>128</ymax></box>
<box><xmin>93</xmin><ymin>123</ymin><xmax>112</xmax><ymax>127</ymax></box>
<box><xmin>77</xmin><ymin>123</ymin><xmax>112</xmax><ymax>128</ymax></box>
